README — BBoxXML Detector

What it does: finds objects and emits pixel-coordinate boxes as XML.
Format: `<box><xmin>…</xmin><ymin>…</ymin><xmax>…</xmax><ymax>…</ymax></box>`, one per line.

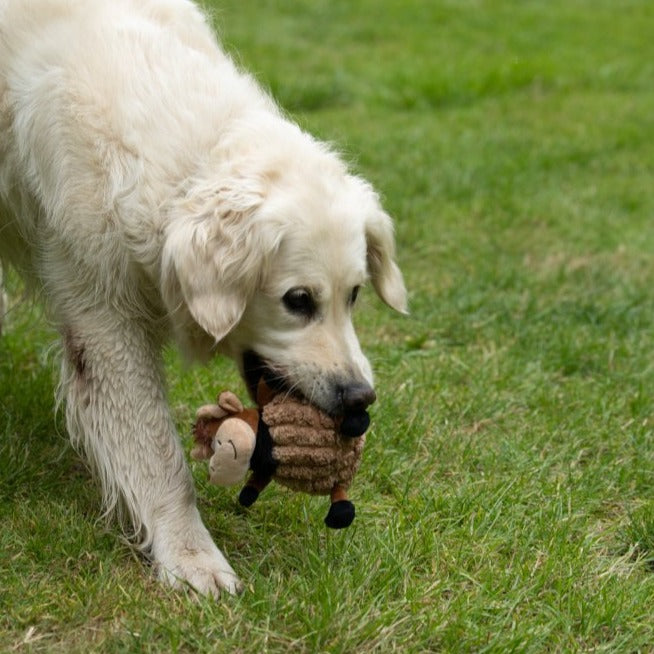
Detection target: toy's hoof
<box><xmin>239</xmin><ymin>485</ymin><xmax>260</xmax><ymax>507</ymax></box>
<box><xmin>324</xmin><ymin>500</ymin><xmax>355</xmax><ymax>529</ymax></box>
<box><xmin>340</xmin><ymin>410</ymin><xmax>369</xmax><ymax>438</ymax></box>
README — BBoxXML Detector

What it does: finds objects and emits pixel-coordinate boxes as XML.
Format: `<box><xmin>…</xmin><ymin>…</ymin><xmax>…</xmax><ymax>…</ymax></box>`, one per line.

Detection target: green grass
<box><xmin>2</xmin><ymin>0</ymin><xmax>654</xmax><ymax>651</ymax></box>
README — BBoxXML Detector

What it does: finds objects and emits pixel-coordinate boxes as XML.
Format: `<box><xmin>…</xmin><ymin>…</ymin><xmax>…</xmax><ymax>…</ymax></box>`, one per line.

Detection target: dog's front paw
<box><xmin>153</xmin><ymin>521</ymin><xmax>243</xmax><ymax>597</ymax></box>
<box><xmin>156</xmin><ymin>545</ymin><xmax>243</xmax><ymax>597</ymax></box>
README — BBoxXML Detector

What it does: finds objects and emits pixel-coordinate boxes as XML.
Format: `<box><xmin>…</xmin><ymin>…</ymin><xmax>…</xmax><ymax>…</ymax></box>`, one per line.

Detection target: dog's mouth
<box><xmin>241</xmin><ymin>350</ymin><xmax>289</xmax><ymax>402</ymax></box>
<box><xmin>241</xmin><ymin>350</ymin><xmax>371</xmax><ymax>438</ymax></box>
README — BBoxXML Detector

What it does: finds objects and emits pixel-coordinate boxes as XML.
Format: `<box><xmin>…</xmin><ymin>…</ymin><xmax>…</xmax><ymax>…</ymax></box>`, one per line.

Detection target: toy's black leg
<box><xmin>325</xmin><ymin>500</ymin><xmax>356</xmax><ymax>529</ymax></box>
<box><xmin>239</xmin><ymin>474</ymin><xmax>271</xmax><ymax>507</ymax></box>
<box><xmin>325</xmin><ymin>484</ymin><xmax>356</xmax><ymax>529</ymax></box>
<box><xmin>339</xmin><ymin>410</ymin><xmax>370</xmax><ymax>438</ymax></box>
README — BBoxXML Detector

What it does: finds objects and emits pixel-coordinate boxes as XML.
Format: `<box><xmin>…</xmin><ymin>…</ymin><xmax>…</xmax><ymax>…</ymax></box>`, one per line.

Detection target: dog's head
<box><xmin>162</xmin><ymin>123</ymin><xmax>407</xmax><ymax>417</ymax></box>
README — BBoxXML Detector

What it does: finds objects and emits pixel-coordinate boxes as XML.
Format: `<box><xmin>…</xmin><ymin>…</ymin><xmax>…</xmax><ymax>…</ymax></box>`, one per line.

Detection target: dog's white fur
<box><xmin>0</xmin><ymin>0</ymin><xmax>406</xmax><ymax>596</ymax></box>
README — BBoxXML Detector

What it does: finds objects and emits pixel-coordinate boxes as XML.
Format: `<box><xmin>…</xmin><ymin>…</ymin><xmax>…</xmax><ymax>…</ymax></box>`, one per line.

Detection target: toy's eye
<box><xmin>283</xmin><ymin>287</ymin><xmax>316</xmax><ymax>318</ymax></box>
<box><xmin>349</xmin><ymin>285</ymin><xmax>361</xmax><ymax>306</ymax></box>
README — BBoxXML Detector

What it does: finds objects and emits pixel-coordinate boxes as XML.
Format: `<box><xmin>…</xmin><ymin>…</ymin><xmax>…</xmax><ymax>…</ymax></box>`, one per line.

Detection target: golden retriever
<box><xmin>0</xmin><ymin>0</ymin><xmax>406</xmax><ymax>596</ymax></box>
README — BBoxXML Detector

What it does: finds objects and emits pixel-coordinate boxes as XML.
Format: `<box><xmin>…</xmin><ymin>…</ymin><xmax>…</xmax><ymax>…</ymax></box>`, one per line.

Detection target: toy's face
<box><xmin>208</xmin><ymin>419</ymin><xmax>256</xmax><ymax>487</ymax></box>
<box><xmin>220</xmin><ymin>173</ymin><xmax>406</xmax><ymax>419</ymax></box>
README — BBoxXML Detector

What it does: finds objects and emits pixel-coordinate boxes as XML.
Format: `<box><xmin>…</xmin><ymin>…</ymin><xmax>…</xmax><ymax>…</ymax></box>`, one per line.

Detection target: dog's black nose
<box><xmin>340</xmin><ymin>382</ymin><xmax>377</xmax><ymax>412</ymax></box>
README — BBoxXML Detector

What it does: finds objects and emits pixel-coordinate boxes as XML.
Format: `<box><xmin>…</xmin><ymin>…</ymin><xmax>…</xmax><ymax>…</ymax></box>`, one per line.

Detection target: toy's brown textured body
<box><xmin>261</xmin><ymin>394</ymin><xmax>365</xmax><ymax>495</ymax></box>
<box><xmin>192</xmin><ymin>381</ymin><xmax>367</xmax><ymax>528</ymax></box>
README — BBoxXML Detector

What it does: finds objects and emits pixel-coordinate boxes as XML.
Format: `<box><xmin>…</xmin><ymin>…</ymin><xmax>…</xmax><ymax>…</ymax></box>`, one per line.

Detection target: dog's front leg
<box><xmin>61</xmin><ymin>312</ymin><xmax>242</xmax><ymax>597</ymax></box>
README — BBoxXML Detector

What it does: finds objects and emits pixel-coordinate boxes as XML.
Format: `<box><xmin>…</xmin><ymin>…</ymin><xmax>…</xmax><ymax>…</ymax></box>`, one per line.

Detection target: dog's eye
<box><xmin>349</xmin><ymin>285</ymin><xmax>361</xmax><ymax>306</ymax></box>
<box><xmin>283</xmin><ymin>287</ymin><xmax>316</xmax><ymax>318</ymax></box>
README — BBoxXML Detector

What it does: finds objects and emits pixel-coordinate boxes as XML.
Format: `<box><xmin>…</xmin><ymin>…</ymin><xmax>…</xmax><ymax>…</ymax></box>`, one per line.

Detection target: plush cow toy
<box><xmin>192</xmin><ymin>380</ymin><xmax>368</xmax><ymax>529</ymax></box>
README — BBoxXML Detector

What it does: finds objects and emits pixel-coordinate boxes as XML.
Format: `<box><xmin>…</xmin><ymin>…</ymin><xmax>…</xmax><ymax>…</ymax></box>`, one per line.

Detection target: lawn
<box><xmin>2</xmin><ymin>0</ymin><xmax>654</xmax><ymax>651</ymax></box>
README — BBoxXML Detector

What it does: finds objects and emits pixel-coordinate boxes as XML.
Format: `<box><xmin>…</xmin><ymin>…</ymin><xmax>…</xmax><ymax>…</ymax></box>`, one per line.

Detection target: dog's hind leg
<box><xmin>61</xmin><ymin>309</ymin><xmax>242</xmax><ymax>597</ymax></box>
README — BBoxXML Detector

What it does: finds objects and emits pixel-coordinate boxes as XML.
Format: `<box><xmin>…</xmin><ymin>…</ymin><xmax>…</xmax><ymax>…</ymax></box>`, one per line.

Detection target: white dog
<box><xmin>0</xmin><ymin>0</ymin><xmax>407</xmax><ymax>596</ymax></box>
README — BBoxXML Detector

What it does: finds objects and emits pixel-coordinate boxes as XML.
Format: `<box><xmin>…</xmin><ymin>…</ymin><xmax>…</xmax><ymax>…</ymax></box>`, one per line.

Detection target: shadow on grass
<box><xmin>0</xmin><ymin>323</ymin><xmax>97</xmax><ymax>510</ymax></box>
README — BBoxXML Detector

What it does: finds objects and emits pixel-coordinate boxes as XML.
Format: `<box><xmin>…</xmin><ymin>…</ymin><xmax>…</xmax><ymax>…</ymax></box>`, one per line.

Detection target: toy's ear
<box><xmin>161</xmin><ymin>172</ymin><xmax>282</xmax><ymax>357</ymax></box>
<box><xmin>365</xmin><ymin>208</ymin><xmax>408</xmax><ymax>314</ymax></box>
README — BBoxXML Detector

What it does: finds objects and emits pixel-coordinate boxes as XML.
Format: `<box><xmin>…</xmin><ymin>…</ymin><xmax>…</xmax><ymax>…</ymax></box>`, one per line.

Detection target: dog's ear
<box><xmin>365</xmin><ymin>208</ymin><xmax>408</xmax><ymax>314</ymax></box>
<box><xmin>161</xmin><ymin>174</ymin><xmax>280</xmax><ymax>351</ymax></box>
